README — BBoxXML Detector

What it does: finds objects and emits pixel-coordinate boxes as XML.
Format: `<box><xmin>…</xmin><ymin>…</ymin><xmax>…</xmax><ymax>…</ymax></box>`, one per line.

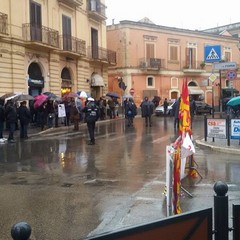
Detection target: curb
<box><xmin>195</xmin><ymin>139</ymin><xmax>240</xmax><ymax>155</ymax></box>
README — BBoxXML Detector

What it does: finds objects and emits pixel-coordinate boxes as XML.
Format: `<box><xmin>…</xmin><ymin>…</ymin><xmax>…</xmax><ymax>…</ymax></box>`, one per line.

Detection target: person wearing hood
<box><xmin>82</xmin><ymin>97</ymin><xmax>99</xmax><ymax>145</ymax></box>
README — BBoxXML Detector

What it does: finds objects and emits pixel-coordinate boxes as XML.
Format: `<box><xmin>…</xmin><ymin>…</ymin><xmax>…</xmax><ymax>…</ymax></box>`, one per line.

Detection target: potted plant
<box><xmin>200</xmin><ymin>61</ymin><xmax>206</xmax><ymax>69</ymax></box>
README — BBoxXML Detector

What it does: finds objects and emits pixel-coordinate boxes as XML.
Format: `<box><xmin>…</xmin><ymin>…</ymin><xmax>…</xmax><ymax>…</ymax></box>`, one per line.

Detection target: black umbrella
<box><xmin>43</xmin><ymin>92</ymin><xmax>61</xmax><ymax>101</ymax></box>
<box><xmin>106</xmin><ymin>92</ymin><xmax>120</xmax><ymax>98</ymax></box>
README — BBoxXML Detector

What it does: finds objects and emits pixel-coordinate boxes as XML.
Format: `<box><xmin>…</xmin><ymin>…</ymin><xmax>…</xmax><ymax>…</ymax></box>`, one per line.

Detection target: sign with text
<box><xmin>213</xmin><ymin>62</ymin><xmax>237</xmax><ymax>70</ymax></box>
<box><xmin>207</xmin><ymin>119</ymin><xmax>227</xmax><ymax>139</ymax></box>
<box><xmin>231</xmin><ymin>119</ymin><xmax>240</xmax><ymax>139</ymax></box>
<box><xmin>58</xmin><ymin>104</ymin><xmax>66</xmax><ymax>118</ymax></box>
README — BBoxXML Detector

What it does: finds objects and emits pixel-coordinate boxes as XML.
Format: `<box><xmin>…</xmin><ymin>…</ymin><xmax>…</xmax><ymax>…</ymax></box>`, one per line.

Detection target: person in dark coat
<box><xmin>140</xmin><ymin>96</ymin><xmax>154</xmax><ymax>127</ymax></box>
<box><xmin>171</xmin><ymin>97</ymin><xmax>181</xmax><ymax>129</ymax></box>
<box><xmin>125</xmin><ymin>98</ymin><xmax>137</xmax><ymax>127</ymax></box>
<box><xmin>18</xmin><ymin>101</ymin><xmax>31</xmax><ymax>139</ymax></box>
<box><xmin>82</xmin><ymin>98</ymin><xmax>99</xmax><ymax>145</ymax></box>
<box><xmin>0</xmin><ymin>98</ymin><xmax>5</xmax><ymax>139</ymax></box>
<box><xmin>163</xmin><ymin>98</ymin><xmax>168</xmax><ymax>116</ymax></box>
<box><xmin>189</xmin><ymin>96</ymin><xmax>196</xmax><ymax>128</ymax></box>
<box><xmin>5</xmin><ymin>100</ymin><xmax>18</xmax><ymax>143</ymax></box>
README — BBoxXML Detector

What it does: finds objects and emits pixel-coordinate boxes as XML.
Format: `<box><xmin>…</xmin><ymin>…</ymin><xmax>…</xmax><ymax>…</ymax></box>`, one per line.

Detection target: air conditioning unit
<box><xmin>140</xmin><ymin>61</ymin><xmax>147</xmax><ymax>68</ymax></box>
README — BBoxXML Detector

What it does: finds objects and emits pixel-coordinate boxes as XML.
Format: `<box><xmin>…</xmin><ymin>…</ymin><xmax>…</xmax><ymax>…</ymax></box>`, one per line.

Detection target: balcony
<box><xmin>57</xmin><ymin>0</ymin><xmax>83</xmax><ymax>8</ymax></box>
<box><xmin>0</xmin><ymin>12</ymin><xmax>8</xmax><ymax>35</ymax></box>
<box><xmin>139</xmin><ymin>58</ymin><xmax>163</xmax><ymax>70</ymax></box>
<box><xmin>88</xmin><ymin>46</ymin><xmax>116</xmax><ymax>64</ymax></box>
<box><xmin>182</xmin><ymin>60</ymin><xmax>207</xmax><ymax>73</ymax></box>
<box><xmin>59</xmin><ymin>35</ymin><xmax>86</xmax><ymax>56</ymax></box>
<box><xmin>87</xmin><ymin>0</ymin><xmax>107</xmax><ymax>21</ymax></box>
<box><xmin>22</xmin><ymin>24</ymin><xmax>59</xmax><ymax>49</ymax></box>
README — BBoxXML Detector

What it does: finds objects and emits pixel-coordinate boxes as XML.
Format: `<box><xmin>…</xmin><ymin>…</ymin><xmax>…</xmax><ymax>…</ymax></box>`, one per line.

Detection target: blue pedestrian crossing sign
<box><xmin>204</xmin><ymin>45</ymin><xmax>221</xmax><ymax>63</ymax></box>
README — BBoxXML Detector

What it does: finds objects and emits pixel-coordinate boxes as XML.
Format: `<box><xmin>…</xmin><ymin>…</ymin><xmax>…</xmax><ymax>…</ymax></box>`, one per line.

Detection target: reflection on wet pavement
<box><xmin>0</xmin><ymin>116</ymin><xmax>240</xmax><ymax>239</ymax></box>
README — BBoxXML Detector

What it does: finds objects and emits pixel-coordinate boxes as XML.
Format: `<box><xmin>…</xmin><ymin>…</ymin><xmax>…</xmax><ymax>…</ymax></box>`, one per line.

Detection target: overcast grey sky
<box><xmin>105</xmin><ymin>0</ymin><xmax>240</xmax><ymax>30</ymax></box>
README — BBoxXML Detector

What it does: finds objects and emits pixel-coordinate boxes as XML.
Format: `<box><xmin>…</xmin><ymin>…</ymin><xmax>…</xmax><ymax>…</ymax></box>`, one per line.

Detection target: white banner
<box><xmin>58</xmin><ymin>104</ymin><xmax>66</xmax><ymax>118</ymax></box>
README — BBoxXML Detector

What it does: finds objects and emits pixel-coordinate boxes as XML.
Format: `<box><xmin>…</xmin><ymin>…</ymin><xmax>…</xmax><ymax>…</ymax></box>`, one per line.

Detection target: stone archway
<box><xmin>61</xmin><ymin>67</ymin><xmax>72</xmax><ymax>96</ymax></box>
<box><xmin>28</xmin><ymin>62</ymin><xmax>44</xmax><ymax>96</ymax></box>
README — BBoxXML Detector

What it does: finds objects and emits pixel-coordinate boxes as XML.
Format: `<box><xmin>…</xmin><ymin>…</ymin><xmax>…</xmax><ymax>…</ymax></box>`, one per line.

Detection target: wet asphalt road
<box><xmin>0</xmin><ymin>115</ymin><xmax>240</xmax><ymax>240</ymax></box>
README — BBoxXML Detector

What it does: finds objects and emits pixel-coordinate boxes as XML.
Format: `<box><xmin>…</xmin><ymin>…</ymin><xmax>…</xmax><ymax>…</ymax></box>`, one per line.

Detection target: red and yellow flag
<box><xmin>178</xmin><ymin>79</ymin><xmax>191</xmax><ymax>136</ymax></box>
<box><xmin>173</xmin><ymin>145</ymin><xmax>182</xmax><ymax>214</ymax></box>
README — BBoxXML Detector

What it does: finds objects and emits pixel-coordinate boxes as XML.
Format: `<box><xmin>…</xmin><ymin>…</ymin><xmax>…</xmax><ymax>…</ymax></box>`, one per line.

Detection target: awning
<box><xmin>189</xmin><ymin>88</ymin><xmax>204</xmax><ymax>95</ymax></box>
<box><xmin>91</xmin><ymin>74</ymin><xmax>104</xmax><ymax>87</ymax></box>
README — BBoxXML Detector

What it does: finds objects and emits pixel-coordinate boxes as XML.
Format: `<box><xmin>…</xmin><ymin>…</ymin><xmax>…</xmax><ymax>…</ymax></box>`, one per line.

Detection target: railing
<box><xmin>88</xmin><ymin>46</ymin><xmax>116</xmax><ymax>63</ymax></box>
<box><xmin>139</xmin><ymin>58</ymin><xmax>164</xmax><ymax>69</ymax></box>
<box><xmin>59</xmin><ymin>35</ymin><xmax>86</xmax><ymax>56</ymax></box>
<box><xmin>0</xmin><ymin>12</ymin><xmax>8</xmax><ymax>35</ymax></box>
<box><xmin>87</xmin><ymin>0</ymin><xmax>106</xmax><ymax>19</ymax></box>
<box><xmin>182</xmin><ymin>60</ymin><xmax>207</xmax><ymax>70</ymax></box>
<box><xmin>22</xmin><ymin>23</ymin><xmax>59</xmax><ymax>48</ymax></box>
<box><xmin>57</xmin><ymin>0</ymin><xmax>83</xmax><ymax>7</ymax></box>
<box><xmin>9</xmin><ymin>181</ymin><xmax>240</xmax><ymax>240</ymax></box>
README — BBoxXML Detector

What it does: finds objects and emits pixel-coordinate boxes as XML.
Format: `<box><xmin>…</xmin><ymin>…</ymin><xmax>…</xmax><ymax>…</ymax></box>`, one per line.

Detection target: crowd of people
<box><xmin>0</xmin><ymin>93</ymin><xmax>182</xmax><ymax>144</ymax></box>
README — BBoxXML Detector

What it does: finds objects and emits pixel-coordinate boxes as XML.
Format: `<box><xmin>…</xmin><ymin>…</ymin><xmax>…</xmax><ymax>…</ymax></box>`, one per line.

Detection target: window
<box><xmin>168</xmin><ymin>39</ymin><xmax>180</xmax><ymax>62</ymax></box>
<box><xmin>62</xmin><ymin>15</ymin><xmax>72</xmax><ymax>51</ymax></box>
<box><xmin>30</xmin><ymin>0</ymin><xmax>42</xmax><ymax>41</ymax></box>
<box><xmin>147</xmin><ymin>76</ymin><xmax>154</xmax><ymax>88</ymax></box>
<box><xmin>185</xmin><ymin>47</ymin><xmax>197</xmax><ymax>68</ymax></box>
<box><xmin>146</xmin><ymin>43</ymin><xmax>155</xmax><ymax>59</ymax></box>
<box><xmin>224</xmin><ymin>51</ymin><xmax>231</xmax><ymax>62</ymax></box>
<box><xmin>171</xmin><ymin>77</ymin><xmax>178</xmax><ymax>88</ymax></box>
<box><xmin>91</xmin><ymin>28</ymin><xmax>98</xmax><ymax>59</ymax></box>
<box><xmin>170</xmin><ymin>46</ymin><xmax>178</xmax><ymax>61</ymax></box>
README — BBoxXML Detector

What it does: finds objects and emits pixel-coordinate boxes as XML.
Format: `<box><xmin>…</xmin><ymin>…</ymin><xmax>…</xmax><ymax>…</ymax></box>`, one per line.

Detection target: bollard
<box><xmin>11</xmin><ymin>222</ymin><xmax>31</xmax><ymax>240</ymax></box>
<box><xmin>214</xmin><ymin>181</ymin><xmax>229</xmax><ymax>240</ymax></box>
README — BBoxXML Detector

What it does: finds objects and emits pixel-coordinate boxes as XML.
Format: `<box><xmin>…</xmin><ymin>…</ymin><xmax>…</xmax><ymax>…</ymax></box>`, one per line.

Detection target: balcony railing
<box><xmin>87</xmin><ymin>0</ymin><xmax>106</xmax><ymax>20</ymax></box>
<box><xmin>0</xmin><ymin>12</ymin><xmax>8</xmax><ymax>35</ymax></box>
<box><xmin>57</xmin><ymin>0</ymin><xmax>83</xmax><ymax>7</ymax></box>
<box><xmin>139</xmin><ymin>58</ymin><xmax>163</xmax><ymax>69</ymax></box>
<box><xmin>22</xmin><ymin>23</ymin><xmax>59</xmax><ymax>48</ymax></box>
<box><xmin>59</xmin><ymin>35</ymin><xmax>86</xmax><ymax>56</ymax></box>
<box><xmin>88</xmin><ymin>46</ymin><xmax>116</xmax><ymax>64</ymax></box>
<box><xmin>182</xmin><ymin>60</ymin><xmax>207</xmax><ymax>72</ymax></box>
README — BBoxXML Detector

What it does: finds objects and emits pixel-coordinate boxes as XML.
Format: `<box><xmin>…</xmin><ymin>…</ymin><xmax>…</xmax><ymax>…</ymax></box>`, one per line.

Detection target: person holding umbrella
<box><xmin>140</xmin><ymin>96</ymin><xmax>154</xmax><ymax>127</ymax></box>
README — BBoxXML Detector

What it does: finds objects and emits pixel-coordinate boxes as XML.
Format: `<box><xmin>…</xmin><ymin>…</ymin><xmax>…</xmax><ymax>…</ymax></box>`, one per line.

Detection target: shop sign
<box><xmin>207</xmin><ymin>119</ymin><xmax>226</xmax><ymax>138</ymax></box>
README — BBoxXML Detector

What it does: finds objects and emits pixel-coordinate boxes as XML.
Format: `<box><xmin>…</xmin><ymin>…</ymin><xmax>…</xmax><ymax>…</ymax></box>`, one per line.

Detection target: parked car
<box><xmin>155</xmin><ymin>101</ymin><xmax>175</xmax><ymax>116</ymax></box>
<box><xmin>195</xmin><ymin>101</ymin><xmax>212</xmax><ymax>115</ymax></box>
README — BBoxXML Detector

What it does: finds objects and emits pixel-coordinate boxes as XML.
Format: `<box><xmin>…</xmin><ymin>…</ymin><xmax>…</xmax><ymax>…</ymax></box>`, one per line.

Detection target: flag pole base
<box><xmin>181</xmin><ymin>186</ymin><xmax>193</xmax><ymax>198</ymax></box>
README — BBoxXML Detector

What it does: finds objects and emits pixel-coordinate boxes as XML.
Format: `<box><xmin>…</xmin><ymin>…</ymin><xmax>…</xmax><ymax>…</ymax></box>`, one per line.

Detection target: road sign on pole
<box><xmin>226</xmin><ymin>70</ymin><xmax>237</xmax><ymax>80</ymax></box>
<box><xmin>213</xmin><ymin>62</ymin><xmax>237</xmax><ymax>70</ymax></box>
<box><xmin>204</xmin><ymin>45</ymin><xmax>221</xmax><ymax>63</ymax></box>
<box><xmin>209</xmin><ymin>74</ymin><xmax>217</xmax><ymax>82</ymax></box>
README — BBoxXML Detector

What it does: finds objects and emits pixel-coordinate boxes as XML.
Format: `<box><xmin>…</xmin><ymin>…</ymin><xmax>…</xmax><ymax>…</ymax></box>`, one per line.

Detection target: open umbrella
<box><xmin>0</xmin><ymin>92</ymin><xmax>18</xmax><ymax>100</ymax></box>
<box><xmin>77</xmin><ymin>91</ymin><xmax>88</xmax><ymax>98</ymax></box>
<box><xmin>43</xmin><ymin>92</ymin><xmax>61</xmax><ymax>101</ymax></box>
<box><xmin>122</xmin><ymin>94</ymin><xmax>133</xmax><ymax>100</ymax></box>
<box><xmin>226</xmin><ymin>96</ymin><xmax>240</xmax><ymax>107</ymax></box>
<box><xmin>34</xmin><ymin>94</ymin><xmax>48</xmax><ymax>108</ymax></box>
<box><xmin>13</xmin><ymin>94</ymin><xmax>34</xmax><ymax>101</ymax></box>
<box><xmin>106</xmin><ymin>92</ymin><xmax>120</xmax><ymax>98</ymax></box>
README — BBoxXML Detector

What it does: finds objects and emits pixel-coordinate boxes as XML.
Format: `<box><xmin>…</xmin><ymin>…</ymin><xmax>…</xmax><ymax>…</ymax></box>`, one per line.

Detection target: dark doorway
<box><xmin>28</xmin><ymin>62</ymin><xmax>44</xmax><ymax>96</ymax></box>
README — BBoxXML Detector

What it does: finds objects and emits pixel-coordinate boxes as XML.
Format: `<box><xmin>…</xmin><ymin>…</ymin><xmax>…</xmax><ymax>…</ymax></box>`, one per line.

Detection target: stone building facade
<box><xmin>107</xmin><ymin>19</ymin><xmax>240</xmax><ymax>108</ymax></box>
<box><xmin>0</xmin><ymin>0</ymin><xmax>116</xmax><ymax>99</ymax></box>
